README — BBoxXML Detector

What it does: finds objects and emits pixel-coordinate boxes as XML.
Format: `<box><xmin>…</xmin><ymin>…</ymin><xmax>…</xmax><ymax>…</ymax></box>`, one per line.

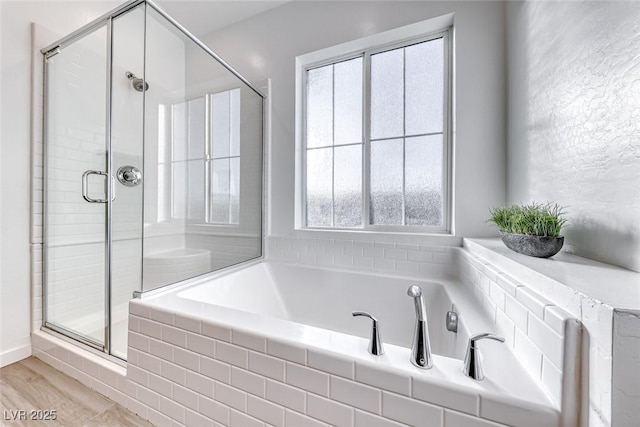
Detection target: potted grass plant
<box><xmin>488</xmin><ymin>203</ymin><xmax>567</xmax><ymax>258</ymax></box>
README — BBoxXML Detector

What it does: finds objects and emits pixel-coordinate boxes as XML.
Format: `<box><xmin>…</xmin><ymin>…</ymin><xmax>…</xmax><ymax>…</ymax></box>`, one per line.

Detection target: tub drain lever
<box><xmin>352</xmin><ymin>311</ymin><xmax>384</xmax><ymax>356</ymax></box>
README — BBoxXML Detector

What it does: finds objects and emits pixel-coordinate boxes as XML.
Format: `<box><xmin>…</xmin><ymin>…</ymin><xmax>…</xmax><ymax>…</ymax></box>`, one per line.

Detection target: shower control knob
<box><xmin>117</xmin><ymin>165</ymin><xmax>142</xmax><ymax>187</ymax></box>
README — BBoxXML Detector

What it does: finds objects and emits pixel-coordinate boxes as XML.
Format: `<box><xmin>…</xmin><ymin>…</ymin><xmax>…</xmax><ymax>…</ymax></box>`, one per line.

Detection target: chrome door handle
<box><xmin>82</xmin><ymin>170</ymin><xmax>116</xmax><ymax>203</ymax></box>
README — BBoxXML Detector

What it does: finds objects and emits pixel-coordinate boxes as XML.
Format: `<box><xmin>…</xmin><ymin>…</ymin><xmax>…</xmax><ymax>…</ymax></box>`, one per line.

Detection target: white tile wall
<box><xmin>265</xmin><ymin>236</ymin><xmax>457</xmax><ymax>279</ymax></box>
<box><xmin>457</xmin><ymin>250</ymin><xmax>576</xmax><ymax>411</ymax></box>
<box><xmin>611</xmin><ymin>309</ymin><xmax>640</xmax><ymax>426</ymax></box>
<box><xmin>186</xmin><ymin>233</ymin><xmax>261</xmax><ymax>272</ymax></box>
<box><xmin>462</xmin><ymin>238</ymin><xmax>640</xmax><ymax>427</ymax></box>
<box><xmin>30</xmin><ymin>42</ymin><xmax>143</xmax><ymax>351</ymax></box>
<box><xmin>67</xmin><ymin>300</ymin><xmax>517</xmax><ymax>427</ymax></box>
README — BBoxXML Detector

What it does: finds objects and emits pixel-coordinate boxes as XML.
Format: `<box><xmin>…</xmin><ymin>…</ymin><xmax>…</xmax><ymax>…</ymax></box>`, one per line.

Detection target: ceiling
<box><xmin>154</xmin><ymin>0</ymin><xmax>290</xmax><ymax>37</ymax></box>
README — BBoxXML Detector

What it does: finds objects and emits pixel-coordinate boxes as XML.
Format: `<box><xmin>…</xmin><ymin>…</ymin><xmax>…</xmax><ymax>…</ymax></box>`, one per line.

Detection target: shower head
<box><xmin>125</xmin><ymin>71</ymin><xmax>149</xmax><ymax>92</ymax></box>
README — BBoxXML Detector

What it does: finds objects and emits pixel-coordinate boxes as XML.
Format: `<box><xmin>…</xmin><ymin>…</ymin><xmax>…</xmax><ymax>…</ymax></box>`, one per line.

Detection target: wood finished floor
<box><xmin>0</xmin><ymin>357</ymin><xmax>152</xmax><ymax>426</ymax></box>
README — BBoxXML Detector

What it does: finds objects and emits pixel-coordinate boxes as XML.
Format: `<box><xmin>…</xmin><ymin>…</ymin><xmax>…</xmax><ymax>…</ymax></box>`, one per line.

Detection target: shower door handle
<box><xmin>82</xmin><ymin>170</ymin><xmax>116</xmax><ymax>203</ymax></box>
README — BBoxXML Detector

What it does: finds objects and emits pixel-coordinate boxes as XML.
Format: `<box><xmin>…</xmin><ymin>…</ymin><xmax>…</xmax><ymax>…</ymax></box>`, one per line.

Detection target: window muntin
<box><xmin>303</xmin><ymin>32</ymin><xmax>449</xmax><ymax>231</ymax></box>
<box><xmin>169</xmin><ymin>88</ymin><xmax>241</xmax><ymax>225</ymax></box>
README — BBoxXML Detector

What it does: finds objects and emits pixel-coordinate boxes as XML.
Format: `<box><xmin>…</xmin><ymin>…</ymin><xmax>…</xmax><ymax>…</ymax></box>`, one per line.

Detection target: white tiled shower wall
<box><xmin>30</xmin><ymin>21</ymin><xmax>265</xmax><ymax>332</ymax></box>
<box><xmin>186</xmin><ymin>234</ymin><xmax>261</xmax><ymax>272</ymax></box>
<box><xmin>29</xmin><ymin>25</ymin><xmax>135</xmax><ymax>333</ymax></box>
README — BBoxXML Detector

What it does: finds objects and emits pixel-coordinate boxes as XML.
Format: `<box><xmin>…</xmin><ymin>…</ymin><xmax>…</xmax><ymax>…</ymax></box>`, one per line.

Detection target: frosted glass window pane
<box><xmin>334</xmin><ymin>144</ymin><xmax>362</xmax><ymax>227</ymax></box>
<box><xmin>211</xmin><ymin>159</ymin><xmax>230</xmax><ymax>223</ymax></box>
<box><xmin>187</xmin><ymin>97</ymin><xmax>206</xmax><ymax>160</ymax></box>
<box><xmin>230</xmin><ymin>88</ymin><xmax>241</xmax><ymax>157</ymax></box>
<box><xmin>172</xmin><ymin>162</ymin><xmax>187</xmax><ymax>219</ymax></box>
<box><xmin>405</xmin><ymin>39</ymin><xmax>444</xmax><ymax>135</ymax></box>
<box><xmin>370</xmin><ymin>139</ymin><xmax>403</xmax><ymax>225</ymax></box>
<box><xmin>306</xmin><ymin>65</ymin><xmax>333</xmax><ymax>148</ymax></box>
<box><xmin>334</xmin><ymin>58</ymin><xmax>362</xmax><ymax>145</ymax></box>
<box><xmin>157</xmin><ymin>164</ymin><xmax>168</xmax><ymax>222</ymax></box>
<box><xmin>172</xmin><ymin>102</ymin><xmax>188</xmax><ymax>161</ymax></box>
<box><xmin>187</xmin><ymin>160</ymin><xmax>205</xmax><ymax>221</ymax></box>
<box><xmin>405</xmin><ymin>135</ymin><xmax>443</xmax><ymax>226</ymax></box>
<box><xmin>371</xmin><ymin>48</ymin><xmax>404</xmax><ymax>139</ymax></box>
<box><xmin>230</xmin><ymin>157</ymin><xmax>240</xmax><ymax>224</ymax></box>
<box><xmin>306</xmin><ymin>147</ymin><xmax>333</xmax><ymax>226</ymax></box>
<box><xmin>211</xmin><ymin>91</ymin><xmax>230</xmax><ymax>158</ymax></box>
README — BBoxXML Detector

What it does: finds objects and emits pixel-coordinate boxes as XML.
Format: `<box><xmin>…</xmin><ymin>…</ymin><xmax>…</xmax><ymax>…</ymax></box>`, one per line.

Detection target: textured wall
<box><xmin>506</xmin><ymin>1</ymin><xmax>640</xmax><ymax>273</ymax></box>
<box><xmin>200</xmin><ymin>1</ymin><xmax>507</xmax><ymax>241</ymax></box>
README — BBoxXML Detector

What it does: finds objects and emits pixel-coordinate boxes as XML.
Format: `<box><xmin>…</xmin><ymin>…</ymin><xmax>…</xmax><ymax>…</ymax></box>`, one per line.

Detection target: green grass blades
<box><xmin>488</xmin><ymin>203</ymin><xmax>567</xmax><ymax>237</ymax></box>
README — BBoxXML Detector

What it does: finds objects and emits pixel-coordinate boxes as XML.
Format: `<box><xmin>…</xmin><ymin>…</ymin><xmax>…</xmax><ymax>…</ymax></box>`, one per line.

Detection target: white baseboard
<box><xmin>0</xmin><ymin>344</ymin><xmax>32</xmax><ymax>368</ymax></box>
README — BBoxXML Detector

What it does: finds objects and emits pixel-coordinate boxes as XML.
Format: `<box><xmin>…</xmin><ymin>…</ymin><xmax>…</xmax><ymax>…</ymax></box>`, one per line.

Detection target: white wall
<box><xmin>199</xmin><ymin>0</ymin><xmax>506</xmax><ymax>243</ymax></box>
<box><xmin>0</xmin><ymin>0</ymin><xmax>120</xmax><ymax>367</ymax></box>
<box><xmin>506</xmin><ymin>1</ymin><xmax>640</xmax><ymax>273</ymax></box>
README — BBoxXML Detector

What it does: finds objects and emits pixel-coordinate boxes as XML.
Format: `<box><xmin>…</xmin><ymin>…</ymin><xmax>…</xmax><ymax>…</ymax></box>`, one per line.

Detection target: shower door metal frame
<box><xmin>41</xmin><ymin>0</ymin><xmax>267</xmax><ymax>357</ymax></box>
<box><xmin>40</xmin><ymin>0</ymin><xmax>265</xmax><ymax>98</ymax></box>
<box><xmin>41</xmin><ymin>17</ymin><xmax>116</xmax><ymax>354</ymax></box>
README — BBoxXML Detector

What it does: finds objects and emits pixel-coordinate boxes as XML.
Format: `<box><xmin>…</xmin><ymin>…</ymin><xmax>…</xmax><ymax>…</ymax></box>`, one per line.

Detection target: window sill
<box><xmin>292</xmin><ymin>227</ymin><xmax>462</xmax><ymax>246</ymax></box>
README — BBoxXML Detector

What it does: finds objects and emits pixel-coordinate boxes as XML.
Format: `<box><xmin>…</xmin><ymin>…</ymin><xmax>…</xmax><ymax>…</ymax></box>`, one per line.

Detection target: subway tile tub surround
<box><xmin>119</xmin><ymin>261</ymin><xmax>561</xmax><ymax>427</ymax></box>
<box><xmin>456</xmin><ymin>248</ymin><xmax>583</xmax><ymax>427</ymax></box>
<box><xmin>460</xmin><ymin>239</ymin><xmax>640</xmax><ymax>427</ymax></box>
<box><xmin>29</xmin><ymin>238</ymin><xmax>589</xmax><ymax>427</ymax></box>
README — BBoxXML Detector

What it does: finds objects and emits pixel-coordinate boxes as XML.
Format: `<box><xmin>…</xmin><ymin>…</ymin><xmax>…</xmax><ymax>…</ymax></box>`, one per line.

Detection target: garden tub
<box><xmin>129</xmin><ymin>261</ymin><xmax>560</xmax><ymax>427</ymax></box>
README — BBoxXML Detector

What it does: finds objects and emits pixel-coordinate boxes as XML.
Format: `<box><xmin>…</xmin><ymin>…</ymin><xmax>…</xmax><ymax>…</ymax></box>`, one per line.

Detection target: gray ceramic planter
<box><xmin>499</xmin><ymin>232</ymin><xmax>564</xmax><ymax>258</ymax></box>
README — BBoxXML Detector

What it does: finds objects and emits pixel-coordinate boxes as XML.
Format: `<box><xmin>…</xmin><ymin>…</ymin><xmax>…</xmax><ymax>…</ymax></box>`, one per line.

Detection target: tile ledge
<box><xmin>463</xmin><ymin>238</ymin><xmax>640</xmax><ymax>311</ymax></box>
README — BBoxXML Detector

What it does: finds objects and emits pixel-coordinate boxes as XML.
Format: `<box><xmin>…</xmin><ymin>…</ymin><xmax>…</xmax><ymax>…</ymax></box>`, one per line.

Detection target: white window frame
<box><xmin>295</xmin><ymin>18</ymin><xmax>453</xmax><ymax>234</ymax></box>
<box><xmin>167</xmin><ymin>87</ymin><xmax>242</xmax><ymax>227</ymax></box>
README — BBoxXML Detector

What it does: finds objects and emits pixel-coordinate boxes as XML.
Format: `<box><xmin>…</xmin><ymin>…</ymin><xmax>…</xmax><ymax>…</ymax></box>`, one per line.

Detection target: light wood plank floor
<box><xmin>0</xmin><ymin>357</ymin><xmax>152</xmax><ymax>426</ymax></box>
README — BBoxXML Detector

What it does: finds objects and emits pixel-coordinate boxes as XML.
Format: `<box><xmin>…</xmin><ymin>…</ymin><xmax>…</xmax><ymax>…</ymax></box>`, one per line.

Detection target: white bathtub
<box><xmin>175</xmin><ymin>262</ymin><xmax>467</xmax><ymax>359</ymax></box>
<box><xmin>132</xmin><ymin>261</ymin><xmax>560</xmax><ymax>427</ymax></box>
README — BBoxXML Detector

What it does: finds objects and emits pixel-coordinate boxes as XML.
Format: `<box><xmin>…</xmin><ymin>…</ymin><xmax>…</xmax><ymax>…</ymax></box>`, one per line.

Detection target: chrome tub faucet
<box><xmin>407</xmin><ymin>285</ymin><xmax>433</xmax><ymax>369</ymax></box>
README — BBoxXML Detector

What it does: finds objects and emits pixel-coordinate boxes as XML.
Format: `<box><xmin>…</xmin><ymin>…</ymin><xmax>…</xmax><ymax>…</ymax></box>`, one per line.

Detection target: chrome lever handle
<box><xmin>469</xmin><ymin>333</ymin><xmax>505</xmax><ymax>346</ymax></box>
<box><xmin>352</xmin><ymin>311</ymin><xmax>377</xmax><ymax>322</ymax></box>
<box><xmin>463</xmin><ymin>332</ymin><xmax>505</xmax><ymax>381</ymax></box>
<box><xmin>352</xmin><ymin>311</ymin><xmax>384</xmax><ymax>356</ymax></box>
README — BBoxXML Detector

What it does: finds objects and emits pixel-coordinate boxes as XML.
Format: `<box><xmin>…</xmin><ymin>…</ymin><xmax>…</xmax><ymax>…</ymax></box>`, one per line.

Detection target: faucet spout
<box><xmin>407</xmin><ymin>285</ymin><xmax>427</xmax><ymax>321</ymax></box>
<box><xmin>407</xmin><ymin>285</ymin><xmax>432</xmax><ymax>369</ymax></box>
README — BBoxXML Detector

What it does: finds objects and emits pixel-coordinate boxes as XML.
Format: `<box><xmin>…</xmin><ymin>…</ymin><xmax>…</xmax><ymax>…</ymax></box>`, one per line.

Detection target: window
<box><xmin>169</xmin><ymin>88</ymin><xmax>241</xmax><ymax>225</ymax></box>
<box><xmin>209</xmin><ymin>89</ymin><xmax>241</xmax><ymax>225</ymax></box>
<box><xmin>301</xmin><ymin>30</ymin><xmax>450</xmax><ymax>232</ymax></box>
<box><xmin>171</xmin><ymin>96</ymin><xmax>206</xmax><ymax>221</ymax></box>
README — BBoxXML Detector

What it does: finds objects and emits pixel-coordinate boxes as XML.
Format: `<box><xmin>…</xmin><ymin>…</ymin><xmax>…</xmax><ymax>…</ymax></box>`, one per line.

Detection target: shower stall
<box><xmin>41</xmin><ymin>0</ymin><xmax>264</xmax><ymax>360</ymax></box>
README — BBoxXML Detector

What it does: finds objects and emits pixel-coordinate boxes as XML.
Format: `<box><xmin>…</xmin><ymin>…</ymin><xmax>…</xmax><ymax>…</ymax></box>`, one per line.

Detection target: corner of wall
<box><xmin>611</xmin><ymin>309</ymin><xmax>640</xmax><ymax>427</ymax></box>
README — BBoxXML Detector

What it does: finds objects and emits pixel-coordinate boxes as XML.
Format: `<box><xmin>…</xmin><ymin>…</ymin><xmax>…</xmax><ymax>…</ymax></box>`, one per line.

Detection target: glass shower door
<box><xmin>44</xmin><ymin>24</ymin><xmax>109</xmax><ymax>349</ymax></box>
